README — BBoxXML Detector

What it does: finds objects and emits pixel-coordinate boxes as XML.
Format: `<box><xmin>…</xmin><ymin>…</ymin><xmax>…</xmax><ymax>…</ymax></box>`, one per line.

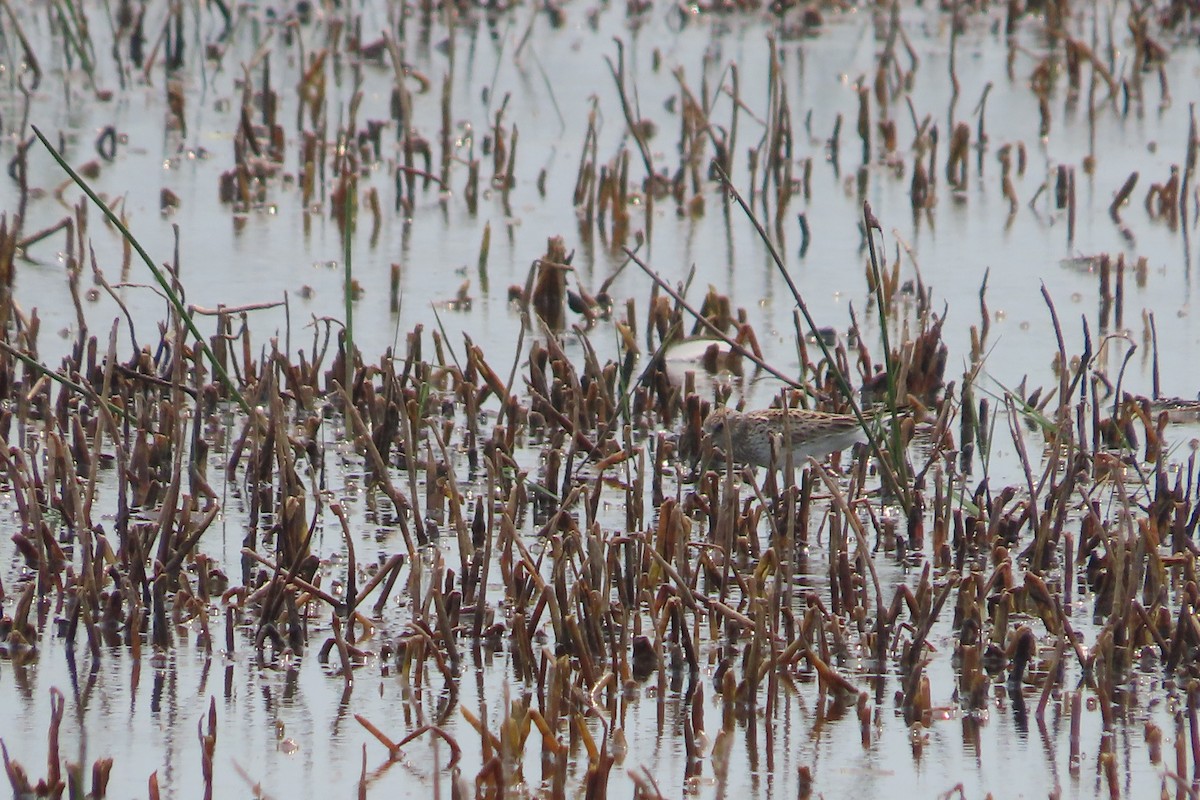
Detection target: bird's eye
<box><xmin>709</xmin><ymin>422</ymin><xmax>724</xmax><ymax>436</ymax></box>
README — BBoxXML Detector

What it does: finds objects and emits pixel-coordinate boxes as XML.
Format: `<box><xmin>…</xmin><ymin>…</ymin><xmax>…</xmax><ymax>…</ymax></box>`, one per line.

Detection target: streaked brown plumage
<box><xmin>701</xmin><ymin>405</ymin><xmax>876</xmax><ymax>468</ymax></box>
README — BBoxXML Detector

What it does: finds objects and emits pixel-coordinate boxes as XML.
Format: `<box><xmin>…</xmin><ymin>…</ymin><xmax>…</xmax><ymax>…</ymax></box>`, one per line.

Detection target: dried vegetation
<box><xmin>1</xmin><ymin>0</ymin><xmax>1200</xmax><ymax>798</ymax></box>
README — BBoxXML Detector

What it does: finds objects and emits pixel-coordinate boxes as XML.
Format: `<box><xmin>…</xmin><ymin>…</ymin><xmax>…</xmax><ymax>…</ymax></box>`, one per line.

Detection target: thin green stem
<box><xmin>713</xmin><ymin>163</ymin><xmax>911</xmax><ymax>512</ymax></box>
<box><xmin>32</xmin><ymin>125</ymin><xmax>250</xmax><ymax>414</ymax></box>
<box><xmin>863</xmin><ymin>203</ymin><xmax>912</xmax><ymax>497</ymax></box>
<box><xmin>343</xmin><ymin>189</ymin><xmax>355</xmax><ymax>399</ymax></box>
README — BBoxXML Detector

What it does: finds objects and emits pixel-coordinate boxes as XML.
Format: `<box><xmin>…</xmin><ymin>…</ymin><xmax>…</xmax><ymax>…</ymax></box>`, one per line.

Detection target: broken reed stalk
<box><xmin>343</xmin><ymin>183</ymin><xmax>356</xmax><ymax>399</ymax></box>
<box><xmin>332</xmin><ymin>380</ymin><xmax>422</xmax><ymax>556</ymax></box>
<box><xmin>812</xmin><ymin>461</ymin><xmax>889</xmax><ymax>659</ymax></box>
<box><xmin>0</xmin><ymin>339</ymin><xmax>132</xmax><ymax>425</ymax></box>
<box><xmin>31</xmin><ymin>126</ymin><xmax>250</xmax><ymax>414</ymax></box>
<box><xmin>605</xmin><ymin>39</ymin><xmax>655</xmax><ymax>182</ymax></box>
<box><xmin>0</xmin><ymin>0</ymin><xmax>44</xmax><ymax>88</ymax></box>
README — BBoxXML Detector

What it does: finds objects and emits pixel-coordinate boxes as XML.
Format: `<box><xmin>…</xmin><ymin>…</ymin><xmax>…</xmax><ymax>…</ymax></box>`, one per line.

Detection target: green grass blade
<box><xmin>32</xmin><ymin>125</ymin><xmax>250</xmax><ymax>414</ymax></box>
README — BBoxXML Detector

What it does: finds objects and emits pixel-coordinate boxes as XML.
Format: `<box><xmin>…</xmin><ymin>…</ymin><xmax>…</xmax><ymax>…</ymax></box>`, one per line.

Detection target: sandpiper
<box><xmin>701</xmin><ymin>405</ymin><xmax>879</xmax><ymax>468</ymax></box>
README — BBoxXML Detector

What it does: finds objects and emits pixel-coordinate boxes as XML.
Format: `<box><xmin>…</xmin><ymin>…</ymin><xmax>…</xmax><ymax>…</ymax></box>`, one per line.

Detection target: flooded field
<box><xmin>2</xmin><ymin>0</ymin><xmax>1200</xmax><ymax>797</ymax></box>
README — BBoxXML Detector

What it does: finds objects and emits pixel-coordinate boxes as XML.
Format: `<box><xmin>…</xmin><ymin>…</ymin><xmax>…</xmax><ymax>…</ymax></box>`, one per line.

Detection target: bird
<box><xmin>700</xmin><ymin>405</ymin><xmax>887</xmax><ymax>468</ymax></box>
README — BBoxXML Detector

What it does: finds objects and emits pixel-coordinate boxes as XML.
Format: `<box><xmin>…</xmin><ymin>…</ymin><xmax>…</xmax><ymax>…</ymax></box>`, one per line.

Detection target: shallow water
<box><xmin>2</xmin><ymin>1</ymin><xmax>1200</xmax><ymax>798</ymax></box>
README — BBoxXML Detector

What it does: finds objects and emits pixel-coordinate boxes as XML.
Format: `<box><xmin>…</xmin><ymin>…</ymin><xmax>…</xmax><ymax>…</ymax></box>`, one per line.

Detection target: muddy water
<box><xmin>1</xmin><ymin>1</ymin><xmax>1199</xmax><ymax>798</ymax></box>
